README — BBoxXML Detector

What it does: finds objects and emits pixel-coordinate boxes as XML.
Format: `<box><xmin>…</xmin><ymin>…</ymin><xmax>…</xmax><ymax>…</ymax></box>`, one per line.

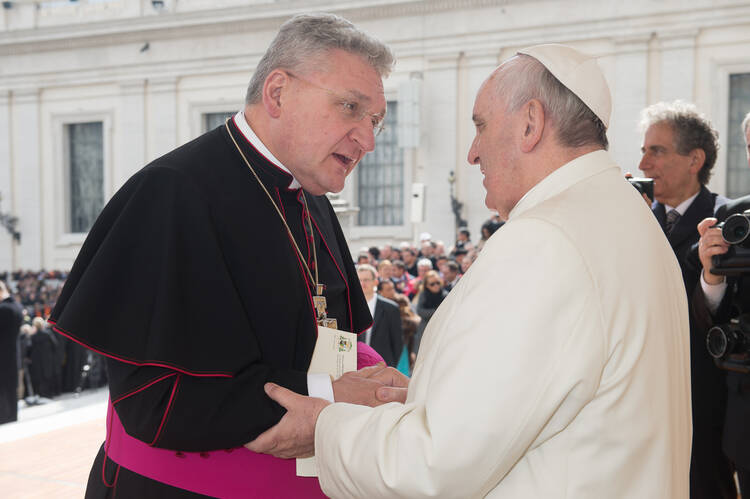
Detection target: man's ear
<box><xmin>688</xmin><ymin>148</ymin><xmax>706</xmax><ymax>173</ymax></box>
<box><xmin>262</xmin><ymin>70</ymin><xmax>290</xmax><ymax>119</ymax></box>
<box><xmin>520</xmin><ymin>99</ymin><xmax>545</xmax><ymax>153</ymax></box>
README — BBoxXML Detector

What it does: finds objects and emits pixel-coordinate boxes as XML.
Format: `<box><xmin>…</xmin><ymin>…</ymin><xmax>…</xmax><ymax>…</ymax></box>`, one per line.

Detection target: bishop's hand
<box><xmin>244</xmin><ymin>383</ymin><xmax>329</xmax><ymax>459</ymax></box>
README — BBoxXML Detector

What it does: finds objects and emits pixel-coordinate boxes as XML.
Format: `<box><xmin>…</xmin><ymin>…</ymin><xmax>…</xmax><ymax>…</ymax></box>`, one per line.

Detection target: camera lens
<box><xmin>722</xmin><ymin>214</ymin><xmax>750</xmax><ymax>245</ymax></box>
<box><xmin>707</xmin><ymin>326</ymin><xmax>729</xmax><ymax>359</ymax></box>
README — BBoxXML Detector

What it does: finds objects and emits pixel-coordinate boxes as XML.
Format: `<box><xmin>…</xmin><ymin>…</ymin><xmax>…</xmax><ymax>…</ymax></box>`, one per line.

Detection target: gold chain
<box><xmin>224</xmin><ymin>120</ymin><xmax>319</xmax><ymax>291</ymax></box>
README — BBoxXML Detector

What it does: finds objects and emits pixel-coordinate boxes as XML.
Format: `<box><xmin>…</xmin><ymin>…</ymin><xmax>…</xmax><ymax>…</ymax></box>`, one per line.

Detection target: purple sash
<box><xmin>103</xmin><ymin>344</ymin><xmax>385</xmax><ymax>498</ymax></box>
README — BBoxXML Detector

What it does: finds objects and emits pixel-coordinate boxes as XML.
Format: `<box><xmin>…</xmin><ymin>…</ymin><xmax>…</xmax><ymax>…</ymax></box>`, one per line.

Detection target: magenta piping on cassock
<box><xmin>101</xmin><ymin>344</ymin><xmax>385</xmax><ymax>497</ymax></box>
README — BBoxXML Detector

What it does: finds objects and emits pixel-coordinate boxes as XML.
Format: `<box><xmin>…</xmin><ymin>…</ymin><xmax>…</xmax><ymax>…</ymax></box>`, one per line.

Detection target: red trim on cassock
<box><xmin>274</xmin><ymin>188</ymin><xmax>318</xmax><ymax>332</ymax></box>
<box><xmin>308</xmin><ymin>213</ymin><xmax>363</xmax><ymax>334</ymax></box>
<box><xmin>357</xmin><ymin>320</ymin><xmax>374</xmax><ymax>337</ymax></box>
<box><xmin>150</xmin><ymin>373</ymin><xmax>181</xmax><ymax>446</ymax></box>
<box><xmin>48</xmin><ymin>321</ymin><xmax>233</xmax><ymax>378</ymax></box>
<box><xmin>102</xmin><ymin>402</ymin><xmax>121</xmax><ymax>489</ymax></box>
<box><xmin>112</xmin><ymin>372</ymin><xmax>178</xmax><ymax>406</ymax></box>
<box><xmin>297</xmin><ymin>191</ymin><xmax>314</xmax><ymax>273</ymax></box>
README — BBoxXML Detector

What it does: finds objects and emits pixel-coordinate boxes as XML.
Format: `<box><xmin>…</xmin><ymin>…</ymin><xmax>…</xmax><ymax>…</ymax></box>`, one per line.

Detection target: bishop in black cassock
<box><xmin>50</xmin><ymin>113</ymin><xmax>372</xmax><ymax>498</ymax></box>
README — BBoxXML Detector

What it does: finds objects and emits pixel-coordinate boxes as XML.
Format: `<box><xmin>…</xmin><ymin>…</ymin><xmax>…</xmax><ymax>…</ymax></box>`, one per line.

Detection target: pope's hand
<box><xmin>244</xmin><ymin>383</ymin><xmax>329</xmax><ymax>459</ymax></box>
<box><xmin>332</xmin><ymin>363</ymin><xmax>410</xmax><ymax>405</ymax></box>
<box><xmin>371</xmin><ymin>366</ymin><xmax>410</xmax><ymax>404</ymax></box>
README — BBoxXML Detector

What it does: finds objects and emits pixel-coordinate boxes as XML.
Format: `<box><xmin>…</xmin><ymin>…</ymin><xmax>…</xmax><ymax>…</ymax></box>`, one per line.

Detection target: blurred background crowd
<box><xmin>0</xmin><ymin>270</ymin><xmax>106</xmax><ymax>425</ymax></box>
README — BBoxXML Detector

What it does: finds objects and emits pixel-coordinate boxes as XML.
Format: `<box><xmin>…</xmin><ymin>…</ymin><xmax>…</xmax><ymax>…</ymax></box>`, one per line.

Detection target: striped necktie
<box><xmin>665</xmin><ymin>209</ymin><xmax>681</xmax><ymax>235</ymax></box>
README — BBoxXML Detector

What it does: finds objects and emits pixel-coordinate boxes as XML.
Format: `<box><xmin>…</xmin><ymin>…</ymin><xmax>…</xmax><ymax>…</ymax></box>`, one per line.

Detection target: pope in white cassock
<box><xmin>247</xmin><ymin>44</ymin><xmax>693</xmax><ymax>498</ymax></box>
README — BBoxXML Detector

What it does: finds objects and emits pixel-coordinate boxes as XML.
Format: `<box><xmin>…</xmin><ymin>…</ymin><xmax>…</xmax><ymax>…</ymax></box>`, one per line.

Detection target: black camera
<box><xmin>627</xmin><ymin>177</ymin><xmax>654</xmax><ymax>200</ymax></box>
<box><xmin>707</xmin><ymin>315</ymin><xmax>750</xmax><ymax>373</ymax></box>
<box><xmin>711</xmin><ymin>209</ymin><xmax>750</xmax><ymax>276</ymax></box>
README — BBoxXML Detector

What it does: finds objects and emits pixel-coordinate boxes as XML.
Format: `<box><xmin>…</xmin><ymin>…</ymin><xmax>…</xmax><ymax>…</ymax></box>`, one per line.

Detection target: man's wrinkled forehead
<box><xmin>472</xmin><ymin>67</ymin><xmax>511</xmax><ymax>123</ymax></box>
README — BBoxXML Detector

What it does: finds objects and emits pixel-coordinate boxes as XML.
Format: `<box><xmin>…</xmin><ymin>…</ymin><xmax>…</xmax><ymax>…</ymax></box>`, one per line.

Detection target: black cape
<box><xmin>51</xmin><ymin>117</ymin><xmax>370</xmax><ymax>376</ymax></box>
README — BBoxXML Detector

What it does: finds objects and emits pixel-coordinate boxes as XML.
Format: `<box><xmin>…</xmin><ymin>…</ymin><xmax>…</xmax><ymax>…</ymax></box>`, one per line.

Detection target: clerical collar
<box><xmin>232</xmin><ymin>110</ymin><xmax>301</xmax><ymax>190</ymax></box>
<box><xmin>665</xmin><ymin>190</ymin><xmax>699</xmax><ymax>216</ymax></box>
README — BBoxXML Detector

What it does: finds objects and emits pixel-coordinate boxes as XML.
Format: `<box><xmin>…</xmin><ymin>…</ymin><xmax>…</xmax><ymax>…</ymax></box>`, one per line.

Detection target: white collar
<box><xmin>664</xmin><ymin>190</ymin><xmax>700</xmax><ymax>216</ymax></box>
<box><xmin>509</xmin><ymin>150</ymin><xmax>616</xmax><ymax>220</ymax></box>
<box><xmin>232</xmin><ymin>110</ymin><xmax>301</xmax><ymax>190</ymax></box>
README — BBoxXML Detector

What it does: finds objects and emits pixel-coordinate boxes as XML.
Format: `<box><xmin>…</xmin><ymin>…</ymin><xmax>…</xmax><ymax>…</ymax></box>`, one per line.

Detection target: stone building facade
<box><xmin>1</xmin><ymin>0</ymin><xmax>750</xmax><ymax>270</ymax></box>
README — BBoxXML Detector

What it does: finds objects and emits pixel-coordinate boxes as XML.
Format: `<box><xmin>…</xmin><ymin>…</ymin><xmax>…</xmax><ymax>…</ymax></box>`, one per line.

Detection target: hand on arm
<box><xmin>245</xmin><ymin>383</ymin><xmax>329</xmax><ymax>459</ymax></box>
<box><xmin>245</xmin><ymin>365</ymin><xmax>410</xmax><ymax>459</ymax></box>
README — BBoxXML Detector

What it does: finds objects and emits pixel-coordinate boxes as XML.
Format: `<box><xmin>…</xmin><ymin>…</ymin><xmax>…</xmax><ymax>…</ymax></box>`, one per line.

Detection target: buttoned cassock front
<box><xmin>314</xmin><ymin>150</ymin><xmax>692</xmax><ymax>498</ymax></box>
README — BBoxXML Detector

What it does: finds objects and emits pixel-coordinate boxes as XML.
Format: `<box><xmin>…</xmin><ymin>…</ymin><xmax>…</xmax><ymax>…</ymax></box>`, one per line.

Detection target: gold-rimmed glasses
<box><xmin>286</xmin><ymin>71</ymin><xmax>387</xmax><ymax>137</ymax></box>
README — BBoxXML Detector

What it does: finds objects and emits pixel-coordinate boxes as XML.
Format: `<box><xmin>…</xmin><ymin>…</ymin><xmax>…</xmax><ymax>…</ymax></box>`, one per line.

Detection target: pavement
<box><xmin>0</xmin><ymin>388</ymin><xmax>108</xmax><ymax>498</ymax></box>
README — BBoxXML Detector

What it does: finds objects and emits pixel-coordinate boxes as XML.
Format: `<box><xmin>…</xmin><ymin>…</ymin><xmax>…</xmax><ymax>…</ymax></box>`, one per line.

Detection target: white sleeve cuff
<box><xmin>701</xmin><ymin>270</ymin><xmax>727</xmax><ymax>315</ymax></box>
<box><xmin>307</xmin><ymin>373</ymin><xmax>335</xmax><ymax>402</ymax></box>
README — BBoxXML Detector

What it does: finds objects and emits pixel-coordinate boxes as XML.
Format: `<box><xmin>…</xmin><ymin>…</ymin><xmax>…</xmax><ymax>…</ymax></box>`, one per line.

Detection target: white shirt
<box><xmin>363</xmin><ymin>294</ymin><xmax>377</xmax><ymax>346</ymax></box>
<box><xmin>233</xmin><ymin>111</ymin><xmax>333</xmax><ymax>401</ymax></box>
<box><xmin>664</xmin><ymin>191</ymin><xmax>700</xmax><ymax>215</ymax></box>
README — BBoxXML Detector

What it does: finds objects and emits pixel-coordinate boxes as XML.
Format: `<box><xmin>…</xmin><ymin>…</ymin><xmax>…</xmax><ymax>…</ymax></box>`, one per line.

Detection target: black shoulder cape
<box><xmin>50</xmin><ymin>118</ymin><xmax>371</xmax><ymax>377</ymax></box>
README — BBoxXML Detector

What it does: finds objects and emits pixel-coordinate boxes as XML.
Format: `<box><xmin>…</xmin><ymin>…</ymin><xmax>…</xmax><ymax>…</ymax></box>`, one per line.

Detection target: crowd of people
<box><xmin>1</xmin><ymin>270</ymin><xmax>67</xmax><ymax>320</ymax></box>
<box><xmin>352</xmin><ymin>219</ymin><xmax>504</xmax><ymax>373</ymax></box>
<box><xmin>0</xmin><ymin>270</ymin><xmax>105</xmax><ymax>425</ymax></box>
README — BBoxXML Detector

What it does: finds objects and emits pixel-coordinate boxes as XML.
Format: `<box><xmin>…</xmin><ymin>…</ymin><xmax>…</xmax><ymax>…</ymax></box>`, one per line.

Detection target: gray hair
<box><xmin>417</xmin><ymin>258</ymin><xmax>433</xmax><ymax>269</ymax></box>
<box><xmin>356</xmin><ymin>263</ymin><xmax>377</xmax><ymax>280</ymax></box>
<box><xmin>492</xmin><ymin>55</ymin><xmax>609</xmax><ymax>150</ymax></box>
<box><xmin>639</xmin><ymin>100</ymin><xmax>718</xmax><ymax>185</ymax></box>
<box><xmin>742</xmin><ymin>111</ymin><xmax>750</xmax><ymax>138</ymax></box>
<box><xmin>246</xmin><ymin>13</ymin><xmax>395</xmax><ymax>105</ymax></box>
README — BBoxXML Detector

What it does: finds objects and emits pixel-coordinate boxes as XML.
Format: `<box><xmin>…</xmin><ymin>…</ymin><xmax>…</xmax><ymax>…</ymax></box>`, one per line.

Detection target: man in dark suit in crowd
<box><xmin>356</xmin><ymin>264</ymin><xmax>402</xmax><ymax>367</ymax></box>
<box><xmin>0</xmin><ymin>281</ymin><xmax>23</xmax><ymax>424</ymax></box>
<box><xmin>639</xmin><ymin>100</ymin><xmax>732</xmax><ymax>498</ymax></box>
<box><xmin>443</xmin><ymin>260</ymin><xmax>461</xmax><ymax>292</ymax></box>
<box><xmin>693</xmin><ymin>110</ymin><xmax>750</xmax><ymax>497</ymax></box>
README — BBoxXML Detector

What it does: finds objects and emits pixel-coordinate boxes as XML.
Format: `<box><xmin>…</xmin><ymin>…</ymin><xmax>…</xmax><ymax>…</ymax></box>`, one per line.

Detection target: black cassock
<box><xmin>50</xmin><ymin>117</ymin><xmax>371</xmax><ymax>498</ymax></box>
<box><xmin>29</xmin><ymin>327</ymin><xmax>63</xmax><ymax>398</ymax></box>
<box><xmin>0</xmin><ymin>296</ymin><xmax>23</xmax><ymax>424</ymax></box>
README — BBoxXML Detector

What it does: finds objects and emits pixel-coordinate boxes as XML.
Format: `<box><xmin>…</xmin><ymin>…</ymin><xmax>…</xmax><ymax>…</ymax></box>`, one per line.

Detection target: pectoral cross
<box><xmin>313</xmin><ymin>284</ymin><xmax>337</xmax><ymax>330</ymax></box>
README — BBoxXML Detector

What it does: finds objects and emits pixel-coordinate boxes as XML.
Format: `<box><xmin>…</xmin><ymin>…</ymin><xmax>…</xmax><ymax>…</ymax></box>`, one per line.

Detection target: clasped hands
<box><xmin>245</xmin><ymin>363</ymin><xmax>409</xmax><ymax>459</ymax></box>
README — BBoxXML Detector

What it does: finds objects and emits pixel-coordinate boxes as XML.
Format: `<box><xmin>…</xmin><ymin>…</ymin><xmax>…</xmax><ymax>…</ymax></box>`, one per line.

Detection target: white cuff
<box><xmin>307</xmin><ymin>373</ymin><xmax>334</xmax><ymax>402</ymax></box>
<box><xmin>700</xmin><ymin>269</ymin><xmax>727</xmax><ymax>315</ymax></box>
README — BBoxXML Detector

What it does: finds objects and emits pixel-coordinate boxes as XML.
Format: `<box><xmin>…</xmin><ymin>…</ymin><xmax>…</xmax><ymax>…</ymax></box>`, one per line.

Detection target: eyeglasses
<box><xmin>426</xmin><ymin>281</ymin><xmax>441</xmax><ymax>287</ymax></box>
<box><xmin>286</xmin><ymin>71</ymin><xmax>386</xmax><ymax>137</ymax></box>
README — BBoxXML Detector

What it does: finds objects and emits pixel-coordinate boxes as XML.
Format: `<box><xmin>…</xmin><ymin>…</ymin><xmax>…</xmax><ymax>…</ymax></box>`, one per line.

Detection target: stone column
<box><xmin>117</xmin><ymin>79</ymin><xmax>147</xmax><ymax>188</ymax></box>
<box><xmin>657</xmin><ymin>30</ymin><xmax>698</xmax><ymax>102</ymax></box>
<box><xmin>0</xmin><ymin>90</ymin><xmax>14</xmax><ymax>272</ymax></box>
<box><xmin>610</xmin><ymin>36</ymin><xmax>650</xmax><ymax>175</ymax></box>
<box><xmin>11</xmin><ymin>88</ymin><xmax>43</xmax><ymax>269</ymax></box>
<box><xmin>146</xmin><ymin>76</ymin><xmax>178</xmax><ymax>161</ymax></box>
<box><xmin>421</xmin><ymin>54</ymin><xmax>459</xmax><ymax>245</ymax></box>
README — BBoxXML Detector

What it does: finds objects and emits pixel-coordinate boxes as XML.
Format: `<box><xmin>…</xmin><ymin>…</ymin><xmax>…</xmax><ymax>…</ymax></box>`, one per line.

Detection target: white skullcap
<box><xmin>517</xmin><ymin>44</ymin><xmax>611</xmax><ymax>128</ymax></box>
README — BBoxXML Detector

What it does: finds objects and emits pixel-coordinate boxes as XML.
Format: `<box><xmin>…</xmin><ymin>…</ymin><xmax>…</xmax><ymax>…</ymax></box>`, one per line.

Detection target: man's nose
<box><xmin>467</xmin><ymin>138</ymin><xmax>479</xmax><ymax>165</ymax></box>
<box><xmin>638</xmin><ymin>154</ymin><xmax>650</xmax><ymax>171</ymax></box>
<box><xmin>350</xmin><ymin>120</ymin><xmax>376</xmax><ymax>152</ymax></box>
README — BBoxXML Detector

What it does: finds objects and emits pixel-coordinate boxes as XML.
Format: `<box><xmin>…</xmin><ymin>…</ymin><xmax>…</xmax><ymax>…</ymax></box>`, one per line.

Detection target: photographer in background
<box><xmin>639</xmin><ymin>100</ymin><xmax>732</xmax><ymax>498</ymax></box>
<box><xmin>694</xmin><ymin>110</ymin><xmax>750</xmax><ymax>496</ymax></box>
